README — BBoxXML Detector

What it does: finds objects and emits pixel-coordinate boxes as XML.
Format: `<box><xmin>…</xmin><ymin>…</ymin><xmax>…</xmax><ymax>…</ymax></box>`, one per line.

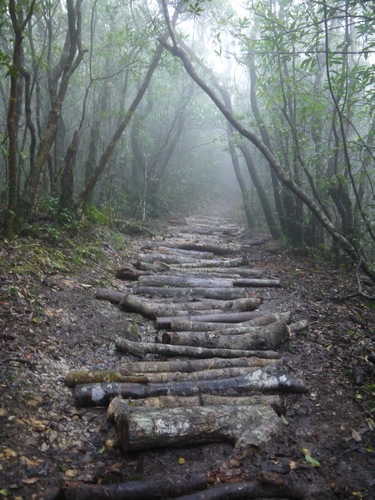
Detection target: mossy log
<box><xmin>115</xmin><ymin>337</ymin><xmax>281</xmax><ymax>359</ymax></box>
<box><xmin>65</xmin><ymin>370</ymin><xmax>149</xmax><ymax>387</ymax></box>
<box><xmin>114</xmin><ymin>404</ymin><xmax>281</xmax><ymax>451</ymax></box>
<box><xmin>162</xmin><ymin>320</ymin><xmax>289</xmax><ymax>351</ymax></box>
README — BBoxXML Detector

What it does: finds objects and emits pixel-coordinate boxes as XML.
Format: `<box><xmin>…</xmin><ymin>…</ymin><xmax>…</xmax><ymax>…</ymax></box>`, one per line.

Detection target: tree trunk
<box><xmin>21</xmin><ymin>0</ymin><xmax>85</xmax><ymax>222</ymax></box>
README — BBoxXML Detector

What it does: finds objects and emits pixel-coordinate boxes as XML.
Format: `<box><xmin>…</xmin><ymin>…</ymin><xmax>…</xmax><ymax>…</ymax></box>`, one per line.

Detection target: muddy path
<box><xmin>0</xmin><ymin>215</ymin><xmax>374</xmax><ymax>499</ymax></box>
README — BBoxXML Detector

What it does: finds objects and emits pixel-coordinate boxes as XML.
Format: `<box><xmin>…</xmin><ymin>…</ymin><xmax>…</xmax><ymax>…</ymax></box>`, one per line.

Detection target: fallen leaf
<box><xmin>280</xmin><ymin>414</ymin><xmax>289</xmax><ymax>426</ymax></box>
<box><xmin>301</xmin><ymin>448</ymin><xmax>320</xmax><ymax>468</ymax></box>
<box><xmin>65</xmin><ymin>469</ymin><xmax>78</xmax><ymax>478</ymax></box>
<box><xmin>178</xmin><ymin>457</ymin><xmax>186</xmax><ymax>464</ymax></box>
<box><xmin>351</xmin><ymin>428</ymin><xmax>362</xmax><ymax>442</ymax></box>
<box><xmin>22</xmin><ymin>477</ymin><xmax>39</xmax><ymax>485</ymax></box>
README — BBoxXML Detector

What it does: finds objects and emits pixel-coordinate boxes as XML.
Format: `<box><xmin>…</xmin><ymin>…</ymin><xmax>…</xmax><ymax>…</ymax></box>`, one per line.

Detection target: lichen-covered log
<box><xmin>120</xmin><ymin>356</ymin><xmax>281</xmax><ymax>373</ymax></box>
<box><xmin>114</xmin><ymin>404</ymin><xmax>282</xmax><ymax>451</ymax></box>
<box><xmin>155</xmin><ymin>310</ymin><xmax>263</xmax><ymax>330</ymax></box>
<box><xmin>115</xmin><ymin>337</ymin><xmax>281</xmax><ymax>359</ymax></box>
<box><xmin>170</xmin><ymin>312</ymin><xmax>291</xmax><ymax>332</ymax></box>
<box><xmin>133</xmin><ymin>286</ymin><xmax>250</xmax><ymax>299</ymax></box>
<box><xmin>107</xmin><ymin>394</ymin><xmax>283</xmax><ymax>421</ymax></box>
<box><xmin>65</xmin><ymin>370</ymin><xmax>148</xmax><ymax>387</ymax></box>
<box><xmin>162</xmin><ymin>320</ymin><xmax>289</xmax><ymax>351</ymax></box>
<box><xmin>118</xmin><ymin>294</ymin><xmax>263</xmax><ymax>320</ymax></box>
<box><xmin>73</xmin><ymin>366</ymin><xmax>306</xmax><ymax>406</ymax></box>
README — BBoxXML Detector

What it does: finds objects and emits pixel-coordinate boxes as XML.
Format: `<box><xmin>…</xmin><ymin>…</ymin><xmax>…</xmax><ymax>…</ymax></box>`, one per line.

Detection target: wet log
<box><xmin>66</xmin><ymin>362</ymin><xmax>281</xmax><ymax>388</ymax></box>
<box><xmin>126</xmin><ymin>366</ymin><xmax>258</xmax><ymax>383</ymax></box>
<box><xmin>120</xmin><ymin>356</ymin><xmax>282</xmax><ymax>373</ymax></box>
<box><xmin>165</xmin><ymin>257</ymin><xmax>247</xmax><ymax>268</ymax></box>
<box><xmin>95</xmin><ymin>288</ymin><xmax>124</xmax><ymax>304</ymax></box>
<box><xmin>65</xmin><ymin>370</ymin><xmax>148</xmax><ymax>387</ymax></box>
<box><xmin>138</xmin><ymin>274</ymin><xmax>234</xmax><ymax>288</ymax></box>
<box><xmin>135</xmin><ymin>252</ymin><xmax>210</xmax><ymax>264</ymax></box>
<box><xmin>167</xmin><ymin>265</ymin><xmax>267</xmax><ymax>278</ymax></box>
<box><xmin>162</xmin><ymin>320</ymin><xmax>289</xmax><ymax>351</ymax></box>
<box><xmin>170</xmin><ymin>312</ymin><xmax>291</xmax><ymax>332</ymax></box>
<box><xmin>55</xmin><ymin>473</ymin><xmax>210</xmax><ymax>499</ymax></box>
<box><xmin>74</xmin><ymin>367</ymin><xmax>306</xmax><ymax>406</ymax></box>
<box><xmin>178</xmin><ymin>475</ymin><xmax>307</xmax><ymax>499</ymax></box>
<box><xmin>233</xmin><ymin>278</ymin><xmax>281</xmax><ymax>288</ymax></box>
<box><xmin>107</xmin><ymin>394</ymin><xmax>282</xmax><ymax>420</ymax></box>
<box><xmin>114</xmin><ymin>404</ymin><xmax>281</xmax><ymax>451</ymax></box>
<box><xmin>118</xmin><ymin>294</ymin><xmax>262</xmax><ymax>320</ymax></box>
<box><xmin>156</xmin><ymin>246</ymin><xmax>216</xmax><ymax>259</ymax></box>
<box><xmin>175</xmin><ymin>242</ymin><xmax>241</xmax><ymax>255</ymax></box>
<box><xmin>115</xmin><ymin>264</ymin><xmax>151</xmax><ymax>281</ymax></box>
<box><xmin>155</xmin><ymin>310</ymin><xmax>263</xmax><ymax>329</ymax></box>
<box><xmin>138</xmin><ymin>274</ymin><xmax>280</xmax><ymax>289</ymax></box>
<box><xmin>115</xmin><ymin>337</ymin><xmax>281</xmax><ymax>359</ymax></box>
<box><xmin>133</xmin><ymin>286</ymin><xmax>250</xmax><ymax>299</ymax></box>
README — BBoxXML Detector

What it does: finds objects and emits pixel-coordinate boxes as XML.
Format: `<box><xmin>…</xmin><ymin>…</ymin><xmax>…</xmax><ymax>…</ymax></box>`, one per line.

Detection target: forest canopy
<box><xmin>0</xmin><ymin>0</ymin><xmax>374</xmax><ymax>279</ymax></box>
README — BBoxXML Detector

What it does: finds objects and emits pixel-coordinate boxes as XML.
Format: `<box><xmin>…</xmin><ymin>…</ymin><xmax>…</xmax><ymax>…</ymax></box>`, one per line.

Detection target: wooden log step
<box><xmin>107</xmin><ymin>394</ymin><xmax>283</xmax><ymax>420</ymax></box>
<box><xmin>155</xmin><ymin>311</ymin><xmax>264</xmax><ymax>330</ymax></box>
<box><xmin>161</xmin><ymin>320</ymin><xmax>289</xmax><ymax>351</ymax></box>
<box><xmin>66</xmin><ymin>361</ymin><xmax>282</xmax><ymax>388</ymax></box>
<box><xmin>115</xmin><ymin>338</ymin><xmax>281</xmax><ymax>359</ymax></box>
<box><xmin>134</xmin><ymin>253</ymin><xmax>212</xmax><ymax>264</ymax></box>
<box><xmin>135</xmin><ymin>257</ymin><xmax>248</xmax><ymax>269</ymax></box>
<box><xmin>118</xmin><ymin>294</ymin><xmax>262</xmax><ymax>320</ymax></box>
<box><xmin>132</xmin><ymin>286</ymin><xmax>251</xmax><ymax>299</ymax></box>
<box><xmin>170</xmin><ymin>312</ymin><xmax>291</xmax><ymax>331</ymax></box>
<box><xmin>113</xmin><ymin>404</ymin><xmax>282</xmax><ymax>451</ymax></box>
<box><xmin>73</xmin><ymin>366</ymin><xmax>306</xmax><ymax>406</ymax></box>
<box><xmin>156</xmin><ymin>246</ymin><xmax>217</xmax><ymax>259</ymax></box>
<box><xmin>120</xmin><ymin>356</ymin><xmax>282</xmax><ymax>373</ymax></box>
<box><xmin>175</xmin><ymin>242</ymin><xmax>242</xmax><ymax>255</ymax></box>
<box><xmin>137</xmin><ymin>275</ymin><xmax>281</xmax><ymax>288</ymax></box>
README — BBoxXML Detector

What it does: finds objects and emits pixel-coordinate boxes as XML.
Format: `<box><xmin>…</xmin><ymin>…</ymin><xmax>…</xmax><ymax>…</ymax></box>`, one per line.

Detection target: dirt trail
<box><xmin>0</xmin><ymin>215</ymin><xmax>374</xmax><ymax>499</ymax></box>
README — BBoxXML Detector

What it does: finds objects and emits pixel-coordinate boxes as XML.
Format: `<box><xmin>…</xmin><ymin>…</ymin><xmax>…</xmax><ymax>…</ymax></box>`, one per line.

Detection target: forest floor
<box><xmin>0</xmin><ymin>210</ymin><xmax>375</xmax><ymax>499</ymax></box>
